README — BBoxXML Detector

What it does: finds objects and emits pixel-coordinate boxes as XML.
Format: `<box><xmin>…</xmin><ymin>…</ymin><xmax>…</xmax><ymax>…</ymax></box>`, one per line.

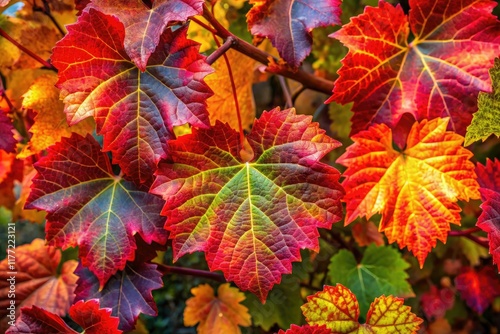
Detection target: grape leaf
<box><xmin>0</xmin><ymin>111</ymin><xmax>16</xmax><ymax>153</ymax></box>
<box><xmin>337</xmin><ymin>117</ymin><xmax>480</xmax><ymax>266</ymax></box>
<box><xmin>420</xmin><ymin>285</ymin><xmax>455</xmax><ymax>319</ymax></box>
<box><xmin>476</xmin><ymin>158</ymin><xmax>500</xmax><ymax>270</ymax></box>
<box><xmin>205</xmin><ymin>49</ymin><xmax>256</xmax><ymax>131</ymax></box>
<box><xmin>327</xmin><ymin>0</ymin><xmax>500</xmax><ymax>136</ymax></box>
<box><xmin>12</xmin><ymin>166</ymin><xmax>47</xmax><ymax>223</ymax></box>
<box><xmin>25</xmin><ymin>134</ymin><xmax>168</xmax><ymax>287</ymax></box>
<box><xmin>301</xmin><ymin>284</ymin><xmax>423</xmax><ymax>333</ymax></box>
<box><xmin>455</xmin><ymin>266</ymin><xmax>500</xmax><ymax>313</ymax></box>
<box><xmin>74</xmin><ymin>240</ymin><xmax>163</xmax><ymax>331</ymax></box>
<box><xmin>351</xmin><ymin>220</ymin><xmax>384</xmax><ymax>247</ymax></box>
<box><xmin>6</xmin><ymin>300</ymin><xmax>122</xmax><ymax>334</ymax></box>
<box><xmin>247</xmin><ymin>0</ymin><xmax>342</xmax><ymax>68</ymax></box>
<box><xmin>277</xmin><ymin>324</ymin><xmax>331</xmax><ymax>334</ymax></box>
<box><xmin>465</xmin><ymin>58</ymin><xmax>500</xmax><ymax>146</ymax></box>
<box><xmin>328</xmin><ymin>244</ymin><xmax>413</xmax><ymax>315</ymax></box>
<box><xmin>51</xmin><ymin>10</ymin><xmax>213</xmax><ymax>183</ymax></box>
<box><xmin>84</xmin><ymin>0</ymin><xmax>204</xmax><ymax>71</ymax></box>
<box><xmin>0</xmin><ymin>238</ymin><xmax>77</xmax><ymax>320</ymax></box>
<box><xmin>18</xmin><ymin>73</ymin><xmax>95</xmax><ymax>158</ymax></box>
<box><xmin>184</xmin><ymin>283</ymin><xmax>251</xmax><ymax>334</ymax></box>
<box><xmin>151</xmin><ymin>108</ymin><xmax>344</xmax><ymax>301</ymax></box>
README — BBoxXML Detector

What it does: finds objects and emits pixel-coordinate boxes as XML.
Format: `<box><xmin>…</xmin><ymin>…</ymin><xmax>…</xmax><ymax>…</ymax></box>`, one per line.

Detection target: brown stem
<box><xmin>0</xmin><ymin>27</ymin><xmax>57</xmax><ymax>71</ymax></box>
<box><xmin>156</xmin><ymin>263</ymin><xmax>227</xmax><ymax>282</ymax></box>
<box><xmin>0</xmin><ymin>80</ymin><xmax>14</xmax><ymax>111</ymax></box>
<box><xmin>448</xmin><ymin>227</ymin><xmax>489</xmax><ymax>248</ymax></box>
<box><xmin>278</xmin><ymin>76</ymin><xmax>293</xmax><ymax>108</ymax></box>
<box><xmin>201</xmin><ymin>4</ymin><xmax>334</xmax><ymax>95</ymax></box>
<box><xmin>33</xmin><ymin>0</ymin><xmax>66</xmax><ymax>36</ymax></box>
<box><xmin>206</xmin><ymin>36</ymin><xmax>235</xmax><ymax>65</ymax></box>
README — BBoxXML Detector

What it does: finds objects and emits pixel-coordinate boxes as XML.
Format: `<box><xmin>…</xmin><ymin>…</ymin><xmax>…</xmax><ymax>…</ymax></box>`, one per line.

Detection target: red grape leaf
<box><xmin>51</xmin><ymin>10</ymin><xmax>213</xmax><ymax>183</ymax></box>
<box><xmin>0</xmin><ymin>239</ymin><xmax>77</xmax><ymax>321</ymax></box>
<box><xmin>455</xmin><ymin>266</ymin><xmax>500</xmax><ymax>313</ymax></box>
<box><xmin>276</xmin><ymin>324</ymin><xmax>331</xmax><ymax>334</ymax></box>
<box><xmin>352</xmin><ymin>220</ymin><xmax>385</xmax><ymax>247</ymax></box>
<box><xmin>0</xmin><ymin>111</ymin><xmax>16</xmax><ymax>153</ymax></box>
<box><xmin>74</xmin><ymin>245</ymin><xmax>163</xmax><ymax>331</ymax></box>
<box><xmin>337</xmin><ymin>117</ymin><xmax>480</xmax><ymax>266</ymax></box>
<box><xmin>301</xmin><ymin>284</ymin><xmax>423</xmax><ymax>333</ymax></box>
<box><xmin>247</xmin><ymin>0</ymin><xmax>341</xmax><ymax>68</ymax></box>
<box><xmin>476</xmin><ymin>158</ymin><xmax>500</xmax><ymax>270</ymax></box>
<box><xmin>420</xmin><ymin>285</ymin><xmax>455</xmax><ymax>319</ymax></box>
<box><xmin>25</xmin><ymin>134</ymin><xmax>168</xmax><ymax>288</ymax></box>
<box><xmin>327</xmin><ymin>0</ymin><xmax>500</xmax><ymax>135</ymax></box>
<box><xmin>151</xmin><ymin>108</ymin><xmax>344</xmax><ymax>302</ymax></box>
<box><xmin>6</xmin><ymin>300</ymin><xmax>122</xmax><ymax>334</ymax></box>
<box><xmin>184</xmin><ymin>283</ymin><xmax>251</xmax><ymax>334</ymax></box>
<box><xmin>85</xmin><ymin>0</ymin><xmax>204</xmax><ymax>71</ymax></box>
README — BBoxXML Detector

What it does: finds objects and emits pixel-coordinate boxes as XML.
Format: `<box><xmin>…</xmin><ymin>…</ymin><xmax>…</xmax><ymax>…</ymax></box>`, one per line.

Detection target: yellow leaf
<box><xmin>205</xmin><ymin>49</ymin><xmax>255</xmax><ymax>131</ymax></box>
<box><xmin>18</xmin><ymin>73</ymin><xmax>95</xmax><ymax>158</ymax></box>
<box><xmin>184</xmin><ymin>283</ymin><xmax>251</xmax><ymax>334</ymax></box>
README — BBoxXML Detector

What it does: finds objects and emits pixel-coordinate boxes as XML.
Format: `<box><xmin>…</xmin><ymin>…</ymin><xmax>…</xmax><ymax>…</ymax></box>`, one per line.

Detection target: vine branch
<box><xmin>0</xmin><ymin>27</ymin><xmax>57</xmax><ymax>71</ymax></box>
<box><xmin>448</xmin><ymin>227</ymin><xmax>489</xmax><ymax>248</ymax></box>
<box><xmin>156</xmin><ymin>263</ymin><xmax>227</xmax><ymax>282</ymax></box>
<box><xmin>201</xmin><ymin>4</ymin><xmax>334</xmax><ymax>95</ymax></box>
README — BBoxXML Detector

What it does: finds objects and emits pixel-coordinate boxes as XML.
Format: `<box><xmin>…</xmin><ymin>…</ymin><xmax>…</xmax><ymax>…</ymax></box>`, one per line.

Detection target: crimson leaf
<box><xmin>151</xmin><ymin>108</ymin><xmax>344</xmax><ymax>302</ymax></box>
<box><xmin>51</xmin><ymin>10</ymin><xmax>213</xmax><ymax>183</ymax></box>
<box><xmin>25</xmin><ymin>134</ymin><xmax>168</xmax><ymax>288</ymax></box>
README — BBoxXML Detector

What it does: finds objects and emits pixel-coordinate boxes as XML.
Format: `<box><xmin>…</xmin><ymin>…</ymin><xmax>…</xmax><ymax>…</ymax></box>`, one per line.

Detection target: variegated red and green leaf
<box><xmin>337</xmin><ymin>117</ymin><xmax>480</xmax><ymax>266</ymax></box>
<box><xmin>277</xmin><ymin>324</ymin><xmax>331</xmax><ymax>334</ymax></box>
<box><xmin>301</xmin><ymin>284</ymin><xmax>422</xmax><ymax>333</ymax></box>
<box><xmin>328</xmin><ymin>0</ymin><xmax>500</xmax><ymax>135</ymax></box>
<box><xmin>6</xmin><ymin>300</ymin><xmax>122</xmax><ymax>334</ymax></box>
<box><xmin>476</xmin><ymin>158</ymin><xmax>500</xmax><ymax>271</ymax></box>
<box><xmin>25</xmin><ymin>134</ymin><xmax>168</xmax><ymax>288</ymax></box>
<box><xmin>247</xmin><ymin>0</ymin><xmax>342</xmax><ymax>68</ymax></box>
<box><xmin>51</xmin><ymin>10</ymin><xmax>213</xmax><ymax>183</ymax></box>
<box><xmin>151</xmin><ymin>108</ymin><xmax>344</xmax><ymax>301</ymax></box>
<box><xmin>84</xmin><ymin>0</ymin><xmax>204</xmax><ymax>71</ymax></box>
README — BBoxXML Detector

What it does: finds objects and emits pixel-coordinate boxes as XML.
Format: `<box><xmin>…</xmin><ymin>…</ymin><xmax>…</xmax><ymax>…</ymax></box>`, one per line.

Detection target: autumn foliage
<box><xmin>0</xmin><ymin>0</ymin><xmax>500</xmax><ymax>333</ymax></box>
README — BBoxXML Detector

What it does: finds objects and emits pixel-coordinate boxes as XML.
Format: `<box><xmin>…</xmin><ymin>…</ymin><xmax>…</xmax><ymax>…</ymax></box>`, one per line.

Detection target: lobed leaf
<box><xmin>276</xmin><ymin>324</ymin><xmax>331</xmax><ymax>334</ymax></box>
<box><xmin>6</xmin><ymin>300</ymin><xmax>122</xmax><ymax>334</ymax></box>
<box><xmin>151</xmin><ymin>108</ymin><xmax>344</xmax><ymax>301</ymax></box>
<box><xmin>301</xmin><ymin>284</ymin><xmax>422</xmax><ymax>333</ymax></box>
<box><xmin>84</xmin><ymin>0</ymin><xmax>204</xmax><ymax>71</ymax></box>
<box><xmin>184</xmin><ymin>283</ymin><xmax>251</xmax><ymax>334</ymax></box>
<box><xmin>465</xmin><ymin>58</ymin><xmax>500</xmax><ymax>145</ymax></box>
<box><xmin>18</xmin><ymin>73</ymin><xmax>94</xmax><ymax>158</ymax></box>
<box><xmin>25</xmin><ymin>134</ymin><xmax>168</xmax><ymax>288</ymax></box>
<box><xmin>74</xmin><ymin>240</ymin><xmax>164</xmax><ymax>331</ymax></box>
<box><xmin>476</xmin><ymin>158</ymin><xmax>500</xmax><ymax>270</ymax></box>
<box><xmin>337</xmin><ymin>117</ymin><xmax>480</xmax><ymax>266</ymax></box>
<box><xmin>51</xmin><ymin>10</ymin><xmax>213</xmax><ymax>183</ymax></box>
<box><xmin>455</xmin><ymin>266</ymin><xmax>500</xmax><ymax>313</ymax></box>
<box><xmin>0</xmin><ymin>239</ymin><xmax>77</xmax><ymax>320</ymax></box>
<box><xmin>420</xmin><ymin>285</ymin><xmax>455</xmax><ymax>319</ymax></box>
<box><xmin>328</xmin><ymin>244</ymin><xmax>413</xmax><ymax>315</ymax></box>
<box><xmin>328</xmin><ymin>0</ymin><xmax>500</xmax><ymax>135</ymax></box>
<box><xmin>247</xmin><ymin>0</ymin><xmax>342</xmax><ymax>68</ymax></box>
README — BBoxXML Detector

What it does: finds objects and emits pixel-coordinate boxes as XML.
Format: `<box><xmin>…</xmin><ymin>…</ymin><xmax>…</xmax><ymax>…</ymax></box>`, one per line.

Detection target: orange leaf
<box><xmin>184</xmin><ymin>283</ymin><xmax>251</xmax><ymax>334</ymax></box>
<box><xmin>352</xmin><ymin>221</ymin><xmax>385</xmax><ymax>247</ymax></box>
<box><xmin>205</xmin><ymin>49</ymin><xmax>256</xmax><ymax>131</ymax></box>
<box><xmin>18</xmin><ymin>73</ymin><xmax>95</xmax><ymax>158</ymax></box>
<box><xmin>301</xmin><ymin>284</ymin><xmax>422</xmax><ymax>333</ymax></box>
<box><xmin>337</xmin><ymin>117</ymin><xmax>480</xmax><ymax>266</ymax></box>
<box><xmin>0</xmin><ymin>239</ymin><xmax>77</xmax><ymax>326</ymax></box>
<box><xmin>0</xmin><ymin>150</ymin><xmax>14</xmax><ymax>183</ymax></box>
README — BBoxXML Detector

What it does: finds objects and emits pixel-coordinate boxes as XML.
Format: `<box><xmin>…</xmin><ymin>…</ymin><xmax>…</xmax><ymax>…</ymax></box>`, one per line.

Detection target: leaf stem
<box><xmin>201</xmin><ymin>4</ymin><xmax>334</xmax><ymax>95</ymax></box>
<box><xmin>278</xmin><ymin>76</ymin><xmax>293</xmax><ymax>108</ymax></box>
<box><xmin>206</xmin><ymin>36</ymin><xmax>235</xmax><ymax>65</ymax></box>
<box><xmin>0</xmin><ymin>27</ymin><xmax>57</xmax><ymax>71</ymax></box>
<box><xmin>448</xmin><ymin>227</ymin><xmax>489</xmax><ymax>248</ymax></box>
<box><xmin>33</xmin><ymin>0</ymin><xmax>66</xmax><ymax>36</ymax></box>
<box><xmin>156</xmin><ymin>263</ymin><xmax>226</xmax><ymax>282</ymax></box>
